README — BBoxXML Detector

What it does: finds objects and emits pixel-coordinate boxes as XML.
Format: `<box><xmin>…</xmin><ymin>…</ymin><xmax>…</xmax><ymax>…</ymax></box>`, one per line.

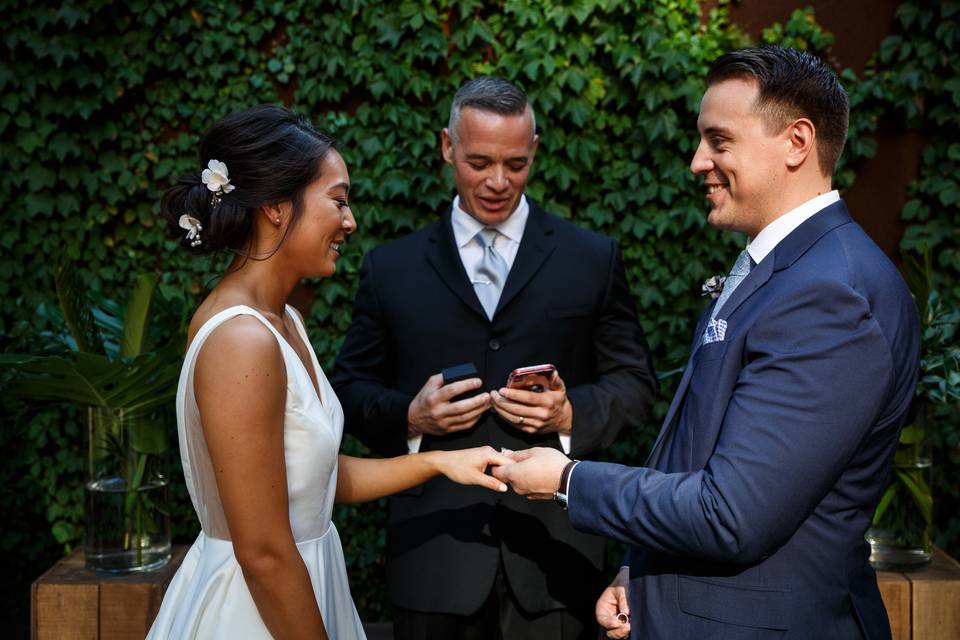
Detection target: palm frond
<box><xmin>120</xmin><ymin>273</ymin><xmax>156</xmax><ymax>358</ymax></box>
<box><xmin>54</xmin><ymin>259</ymin><xmax>104</xmax><ymax>355</ymax></box>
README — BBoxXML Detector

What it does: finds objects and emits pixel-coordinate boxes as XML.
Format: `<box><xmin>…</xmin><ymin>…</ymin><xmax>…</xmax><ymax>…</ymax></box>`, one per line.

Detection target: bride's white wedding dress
<box><xmin>147</xmin><ymin>305</ymin><xmax>365</xmax><ymax>639</ymax></box>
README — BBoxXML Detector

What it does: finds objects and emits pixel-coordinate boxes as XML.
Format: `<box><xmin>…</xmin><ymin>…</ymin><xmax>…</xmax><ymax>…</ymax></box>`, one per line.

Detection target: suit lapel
<box><xmin>713</xmin><ymin>255</ymin><xmax>773</xmax><ymax>321</ymax></box>
<box><xmin>645</xmin><ymin>308</ymin><xmax>713</xmax><ymax>466</ymax></box>
<box><xmin>647</xmin><ymin>200</ymin><xmax>856</xmax><ymax>467</ymax></box>
<box><xmin>713</xmin><ymin>201</ymin><xmax>852</xmax><ymax>321</ymax></box>
<box><xmin>771</xmin><ymin>200</ymin><xmax>853</xmax><ymax>271</ymax></box>
<box><xmin>424</xmin><ymin>208</ymin><xmax>488</xmax><ymax>320</ymax></box>
<box><xmin>494</xmin><ymin>203</ymin><xmax>557</xmax><ymax>316</ymax></box>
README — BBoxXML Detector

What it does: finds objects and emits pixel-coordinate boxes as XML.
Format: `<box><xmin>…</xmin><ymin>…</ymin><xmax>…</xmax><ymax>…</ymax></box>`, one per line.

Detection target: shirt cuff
<box><xmin>559</xmin><ymin>433</ymin><xmax>572</xmax><ymax>454</ymax></box>
<box><xmin>565</xmin><ymin>460</ymin><xmax>581</xmax><ymax>506</ymax></box>
<box><xmin>407</xmin><ymin>434</ymin><xmax>422</xmax><ymax>454</ymax></box>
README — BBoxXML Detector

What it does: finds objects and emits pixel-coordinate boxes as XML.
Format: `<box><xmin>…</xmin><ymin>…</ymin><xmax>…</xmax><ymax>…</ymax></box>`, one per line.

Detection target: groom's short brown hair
<box><xmin>707</xmin><ymin>45</ymin><xmax>849</xmax><ymax>177</ymax></box>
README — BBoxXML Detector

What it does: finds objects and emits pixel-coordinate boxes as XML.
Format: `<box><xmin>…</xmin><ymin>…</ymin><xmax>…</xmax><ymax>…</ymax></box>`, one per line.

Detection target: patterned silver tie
<box><xmin>712</xmin><ymin>249</ymin><xmax>752</xmax><ymax>318</ymax></box>
<box><xmin>472</xmin><ymin>228</ymin><xmax>509</xmax><ymax>319</ymax></box>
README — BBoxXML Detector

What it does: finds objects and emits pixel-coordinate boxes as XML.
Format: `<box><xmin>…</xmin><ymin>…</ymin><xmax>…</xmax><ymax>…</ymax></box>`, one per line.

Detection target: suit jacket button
<box><xmin>489</xmin><ymin>339</ymin><xmax>501</xmax><ymax>351</ymax></box>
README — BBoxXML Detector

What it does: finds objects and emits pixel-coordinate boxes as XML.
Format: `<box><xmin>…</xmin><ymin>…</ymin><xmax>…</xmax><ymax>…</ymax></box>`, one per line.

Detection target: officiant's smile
<box><xmin>441</xmin><ymin>103</ymin><xmax>539</xmax><ymax>225</ymax></box>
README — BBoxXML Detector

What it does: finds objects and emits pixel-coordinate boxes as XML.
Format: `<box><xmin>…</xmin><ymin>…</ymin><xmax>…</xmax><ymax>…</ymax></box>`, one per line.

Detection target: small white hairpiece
<box><xmin>201</xmin><ymin>159</ymin><xmax>236</xmax><ymax>208</ymax></box>
<box><xmin>179</xmin><ymin>214</ymin><xmax>203</xmax><ymax>248</ymax></box>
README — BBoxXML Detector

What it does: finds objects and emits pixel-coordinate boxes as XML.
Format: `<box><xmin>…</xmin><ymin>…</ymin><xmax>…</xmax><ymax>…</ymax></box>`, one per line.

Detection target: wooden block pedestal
<box><xmin>876</xmin><ymin>547</ymin><xmax>960</xmax><ymax>640</ymax></box>
<box><xmin>31</xmin><ymin>546</ymin><xmax>186</xmax><ymax>640</ymax></box>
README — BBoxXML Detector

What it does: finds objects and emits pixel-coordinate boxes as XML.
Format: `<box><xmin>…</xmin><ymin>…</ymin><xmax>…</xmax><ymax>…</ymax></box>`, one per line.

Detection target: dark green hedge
<box><xmin>2</xmin><ymin>0</ymin><xmax>958</xmax><ymax>629</ymax></box>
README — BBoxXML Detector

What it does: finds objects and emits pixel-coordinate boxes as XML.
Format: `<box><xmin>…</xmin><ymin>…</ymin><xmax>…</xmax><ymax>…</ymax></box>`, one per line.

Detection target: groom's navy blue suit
<box><xmin>570</xmin><ymin>200</ymin><xmax>920</xmax><ymax>639</ymax></box>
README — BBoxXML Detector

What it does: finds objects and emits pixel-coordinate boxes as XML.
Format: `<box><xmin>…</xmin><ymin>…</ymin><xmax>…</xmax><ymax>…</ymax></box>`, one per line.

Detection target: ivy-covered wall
<box><xmin>2</xmin><ymin>0</ymin><xmax>958</xmax><ymax>631</ymax></box>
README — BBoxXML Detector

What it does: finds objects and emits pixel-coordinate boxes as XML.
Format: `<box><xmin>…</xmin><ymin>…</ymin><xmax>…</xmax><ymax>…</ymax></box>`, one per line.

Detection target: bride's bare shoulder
<box><xmin>187</xmin><ymin>291</ymin><xmax>255</xmax><ymax>343</ymax></box>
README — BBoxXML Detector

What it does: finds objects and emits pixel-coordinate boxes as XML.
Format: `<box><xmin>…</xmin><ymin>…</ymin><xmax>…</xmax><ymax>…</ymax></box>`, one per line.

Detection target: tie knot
<box><xmin>730</xmin><ymin>249</ymin><xmax>752</xmax><ymax>277</ymax></box>
<box><xmin>477</xmin><ymin>227</ymin><xmax>500</xmax><ymax>249</ymax></box>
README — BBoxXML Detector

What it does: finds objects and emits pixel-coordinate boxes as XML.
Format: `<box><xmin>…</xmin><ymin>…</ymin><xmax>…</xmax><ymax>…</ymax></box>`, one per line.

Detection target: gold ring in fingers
<box><xmin>518</xmin><ymin>416</ymin><xmax>525</xmax><ymax>426</ymax></box>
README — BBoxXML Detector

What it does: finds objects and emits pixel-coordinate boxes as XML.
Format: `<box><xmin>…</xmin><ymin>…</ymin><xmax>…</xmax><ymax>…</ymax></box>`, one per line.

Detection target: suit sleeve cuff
<box><xmin>565</xmin><ymin>460</ymin><xmax>581</xmax><ymax>506</ymax></box>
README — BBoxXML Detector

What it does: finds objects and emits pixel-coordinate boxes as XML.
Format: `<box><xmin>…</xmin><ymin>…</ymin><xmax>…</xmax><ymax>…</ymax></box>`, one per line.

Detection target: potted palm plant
<box><xmin>867</xmin><ymin>250</ymin><xmax>960</xmax><ymax>570</ymax></box>
<box><xmin>0</xmin><ymin>259</ymin><xmax>182</xmax><ymax>573</ymax></box>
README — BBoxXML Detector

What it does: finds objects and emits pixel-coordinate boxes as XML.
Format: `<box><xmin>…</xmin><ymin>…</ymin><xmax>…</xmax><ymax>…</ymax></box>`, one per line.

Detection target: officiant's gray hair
<box><xmin>447</xmin><ymin>76</ymin><xmax>536</xmax><ymax>145</ymax></box>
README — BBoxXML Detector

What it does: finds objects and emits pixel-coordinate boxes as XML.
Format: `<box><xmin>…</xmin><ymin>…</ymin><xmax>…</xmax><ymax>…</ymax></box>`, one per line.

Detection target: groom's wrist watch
<box><xmin>553</xmin><ymin>459</ymin><xmax>579</xmax><ymax>509</ymax></box>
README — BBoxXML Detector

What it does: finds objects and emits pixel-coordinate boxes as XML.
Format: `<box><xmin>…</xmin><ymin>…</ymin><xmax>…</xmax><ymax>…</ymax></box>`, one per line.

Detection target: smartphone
<box><xmin>506</xmin><ymin>364</ymin><xmax>556</xmax><ymax>393</ymax></box>
<box><xmin>442</xmin><ymin>362</ymin><xmax>480</xmax><ymax>403</ymax></box>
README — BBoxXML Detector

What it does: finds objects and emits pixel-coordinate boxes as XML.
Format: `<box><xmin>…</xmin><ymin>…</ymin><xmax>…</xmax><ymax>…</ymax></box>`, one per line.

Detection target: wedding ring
<box><xmin>617</xmin><ymin>612</ymin><xmax>630</xmax><ymax>624</ymax></box>
<box><xmin>518</xmin><ymin>416</ymin><xmax>525</xmax><ymax>426</ymax></box>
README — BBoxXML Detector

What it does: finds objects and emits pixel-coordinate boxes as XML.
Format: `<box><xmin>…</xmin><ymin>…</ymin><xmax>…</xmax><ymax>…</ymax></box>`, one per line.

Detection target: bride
<box><xmin>147</xmin><ymin>105</ymin><xmax>511</xmax><ymax>639</ymax></box>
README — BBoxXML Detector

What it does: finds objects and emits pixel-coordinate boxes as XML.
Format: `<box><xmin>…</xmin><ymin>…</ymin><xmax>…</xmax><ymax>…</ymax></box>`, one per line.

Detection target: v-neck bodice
<box><xmin>176</xmin><ymin>304</ymin><xmax>343</xmax><ymax>542</ymax></box>
<box><xmin>149</xmin><ymin>304</ymin><xmax>364</xmax><ymax>639</ymax></box>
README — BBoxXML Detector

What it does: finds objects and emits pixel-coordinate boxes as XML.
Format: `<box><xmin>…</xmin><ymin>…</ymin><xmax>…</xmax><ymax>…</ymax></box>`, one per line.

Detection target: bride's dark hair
<box><xmin>160</xmin><ymin>104</ymin><xmax>335</xmax><ymax>255</ymax></box>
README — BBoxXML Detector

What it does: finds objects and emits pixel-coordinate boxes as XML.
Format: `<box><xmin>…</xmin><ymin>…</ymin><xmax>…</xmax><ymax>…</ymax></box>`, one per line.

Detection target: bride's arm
<box><xmin>335</xmin><ymin>447</ymin><xmax>511</xmax><ymax>504</ymax></box>
<box><xmin>196</xmin><ymin>317</ymin><xmax>327</xmax><ymax>640</ymax></box>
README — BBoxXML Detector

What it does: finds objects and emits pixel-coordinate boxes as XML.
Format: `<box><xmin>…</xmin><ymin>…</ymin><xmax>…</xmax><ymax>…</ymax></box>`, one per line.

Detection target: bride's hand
<box><xmin>432</xmin><ymin>446</ymin><xmax>513</xmax><ymax>492</ymax></box>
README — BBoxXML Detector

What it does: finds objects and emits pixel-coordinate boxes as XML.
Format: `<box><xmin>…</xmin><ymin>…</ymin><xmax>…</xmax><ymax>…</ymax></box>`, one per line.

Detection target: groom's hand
<box><xmin>596</xmin><ymin>567</ymin><xmax>631</xmax><ymax>639</ymax></box>
<box><xmin>408</xmin><ymin>373</ymin><xmax>492</xmax><ymax>437</ymax></box>
<box><xmin>492</xmin><ymin>447</ymin><xmax>569</xmax><ymax>499</ymax></box>
<box><xmin>490</xmin><ymin>371</ymin><xmax>572</xmax><ymax>435</ymax></box>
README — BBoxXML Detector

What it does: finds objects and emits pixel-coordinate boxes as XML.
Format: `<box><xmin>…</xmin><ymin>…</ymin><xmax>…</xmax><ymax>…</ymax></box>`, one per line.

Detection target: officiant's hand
<box><xmin>596</xmin><ymin>567</ymin><xmax>631</xmax><ymax>639</ymax></box>
<box><xmin>490</xmin><ymin>371</ymin><xmax>572</xmax><ymax>435</ymax></box>
<box><xmin>408</xmin><ymin>373</ymin><xmax>492</xmax><ymax>437</ymax></box>
<box><xmin>491</xmin><ymin>447</ymin><xmax>569</xmax><ymax>499</ymax></box>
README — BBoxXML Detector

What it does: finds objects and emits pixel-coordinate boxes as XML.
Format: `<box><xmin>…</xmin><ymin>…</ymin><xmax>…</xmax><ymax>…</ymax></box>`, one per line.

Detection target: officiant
<box><xmin>331</xmin><ymin>76</ymin><xmax>657</xmax><ymax>639</ymax></box>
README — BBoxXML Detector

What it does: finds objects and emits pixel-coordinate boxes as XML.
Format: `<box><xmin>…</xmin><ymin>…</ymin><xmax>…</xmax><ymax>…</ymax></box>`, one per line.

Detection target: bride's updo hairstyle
<box><xmin>161</xmin><ymin>104</ymin><xmax>335</xmax><ymax>255</ymax></box>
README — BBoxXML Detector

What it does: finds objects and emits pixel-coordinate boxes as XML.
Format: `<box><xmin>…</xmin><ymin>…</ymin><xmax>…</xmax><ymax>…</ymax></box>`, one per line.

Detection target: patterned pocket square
<box><xmin>703</xmin><ymin>318</ymin><xmax>728</xmax><ymax>345</ymax></box>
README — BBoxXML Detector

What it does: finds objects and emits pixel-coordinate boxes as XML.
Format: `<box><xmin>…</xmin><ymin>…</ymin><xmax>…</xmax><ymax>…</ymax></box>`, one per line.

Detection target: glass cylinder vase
<box><xmin>866</xmin><ymin>410</ymin><xmax>933</xmax><ymax>571</ymax></box>
<box><xmin>84</xmin><ymin>407</ymin><xmax>171</xmax><ymax>573</ymax></box>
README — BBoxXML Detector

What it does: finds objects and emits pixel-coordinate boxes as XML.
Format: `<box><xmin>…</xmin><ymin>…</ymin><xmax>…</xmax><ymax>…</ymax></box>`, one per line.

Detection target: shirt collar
<box><xmin>747</xmin><ymin>190</ymin><xmax>840</xmax><ymax>265</ymax></box>
<box><xmin>451</xmin><ymin>195</ymin><xmax>529</xmax><ymax>248</ymax></box>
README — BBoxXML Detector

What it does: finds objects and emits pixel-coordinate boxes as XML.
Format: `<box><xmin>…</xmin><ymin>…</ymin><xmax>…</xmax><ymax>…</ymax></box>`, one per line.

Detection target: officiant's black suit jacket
<box><xmin>331</xmin><ymin>201</ymin><xmax>657</xmax><ymax>616</ymax></box>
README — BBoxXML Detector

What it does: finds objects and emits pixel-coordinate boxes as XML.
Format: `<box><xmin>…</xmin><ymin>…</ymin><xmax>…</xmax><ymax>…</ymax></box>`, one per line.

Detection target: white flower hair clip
<box><xmin>179</xmin><ymin>214</ymin><xmax>203</xmax><ymax>248</ymax></box>
<box><xmin>201</xmin><ymin>159</ymin><xmax>236</xmax><ymax>208</ymax></box>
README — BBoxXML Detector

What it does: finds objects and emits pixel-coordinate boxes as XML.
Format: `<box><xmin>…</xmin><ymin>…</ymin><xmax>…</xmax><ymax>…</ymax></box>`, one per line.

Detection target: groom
<box><xmin>495</xmin><ymin>46</ymin><xmax>921</xmax><ymax>639</ymax></box>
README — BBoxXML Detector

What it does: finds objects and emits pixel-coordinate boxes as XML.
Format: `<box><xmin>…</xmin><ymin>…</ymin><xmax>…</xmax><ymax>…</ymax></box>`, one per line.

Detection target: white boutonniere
<box><xmin>201</xmin><ymin>159</ymin><xmax>236</xmax><ymax>207</ymax></box>
<box><xmin>701</xmin><ymin>274</ymin><xmax>726</xmax><ymax>299</ymax></box>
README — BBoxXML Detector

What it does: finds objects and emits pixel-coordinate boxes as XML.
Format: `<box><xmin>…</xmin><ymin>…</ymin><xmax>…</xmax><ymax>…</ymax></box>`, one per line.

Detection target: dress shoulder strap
<box><xmin>184</xmin><ymin>304</ymin><xmax>285</xmax><ymax>368</ymax></box>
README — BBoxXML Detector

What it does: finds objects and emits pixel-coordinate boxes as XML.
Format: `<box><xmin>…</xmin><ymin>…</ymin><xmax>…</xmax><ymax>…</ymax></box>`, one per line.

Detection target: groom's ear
<box><xmin>784</xmin><ymin>117</ymin><xmax>816</xmax><ymax>170</ymax></box>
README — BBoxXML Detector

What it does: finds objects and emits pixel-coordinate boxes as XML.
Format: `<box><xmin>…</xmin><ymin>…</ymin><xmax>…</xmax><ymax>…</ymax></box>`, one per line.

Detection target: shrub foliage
<box><xmin>2</xmin><ymin>0</ymin><xmax>957</xmax><ymax>626</ymax></box>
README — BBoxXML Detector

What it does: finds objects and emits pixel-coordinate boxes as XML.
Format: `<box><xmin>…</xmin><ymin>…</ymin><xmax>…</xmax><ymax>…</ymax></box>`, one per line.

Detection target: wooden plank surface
<box><xmin>32</xmin><ymin>549</ymin><xmax>99</xmax><ymax>640</ymax></box>
<box><xmin>33</xmin><ymin>545</ymin><xmax>960</xmax><ymax>639</ymax></box>
<box><xmin>32</xmin><ymin>546</ymin><xmax>186</xmax><ymax>640</ymax></box>
<box><xmin>878</xmin><ymin>570</ymin><xmax>911</xmax><ymax>640</ymax></box>
<box><xmin>909</xmin><ymin>547</ymin><xmax>960</xmax><ymax>640</ymax></box>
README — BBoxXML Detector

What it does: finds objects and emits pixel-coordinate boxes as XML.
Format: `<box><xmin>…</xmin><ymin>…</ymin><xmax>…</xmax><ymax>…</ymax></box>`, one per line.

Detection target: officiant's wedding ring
<box><xmin>617</xmin><ymin>612</ymin><xmax>630</xmax><ymax>624</ymax></box>
<box><xmin>518</xmin><ymin>416</ymin><xmax>525</xmax><ymax>426</ymax></box>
